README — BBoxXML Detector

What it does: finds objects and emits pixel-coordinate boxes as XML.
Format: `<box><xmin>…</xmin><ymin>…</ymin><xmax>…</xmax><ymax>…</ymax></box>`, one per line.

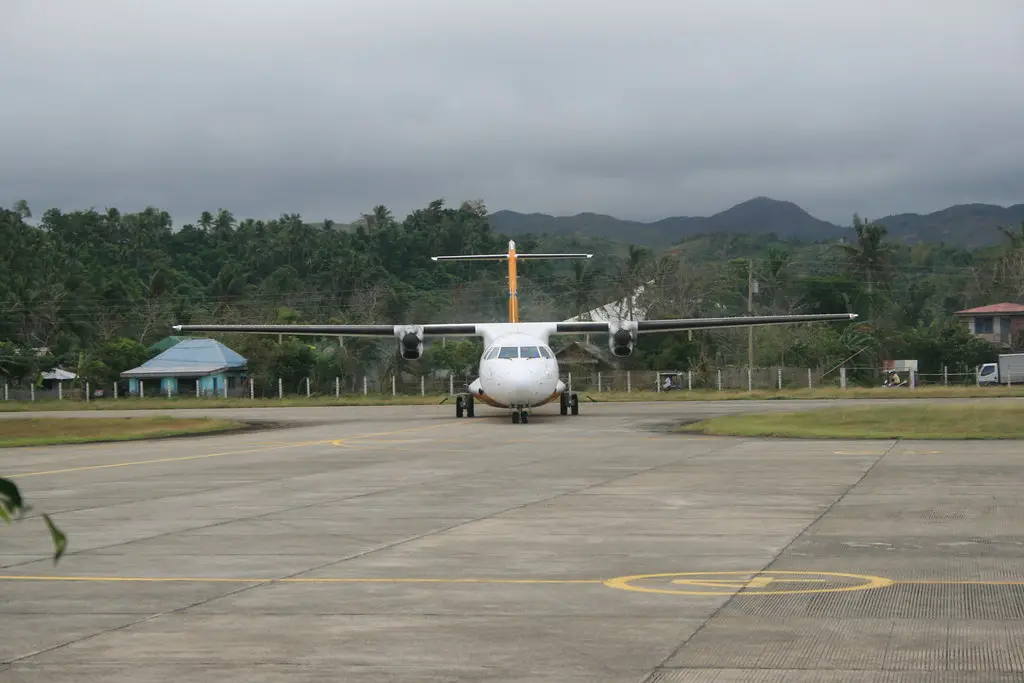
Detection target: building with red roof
<box><xmin>953</xmin><ymin>302</ymin><xmax>1024</xmax><ymax>348</ymax></box>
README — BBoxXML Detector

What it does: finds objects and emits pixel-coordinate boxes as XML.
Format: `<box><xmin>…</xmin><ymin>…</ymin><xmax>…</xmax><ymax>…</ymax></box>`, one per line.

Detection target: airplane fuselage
<box><xmin>466</xmin><ymin>328</ymin><xmax>565</xmax><ymax>409</ymax></box>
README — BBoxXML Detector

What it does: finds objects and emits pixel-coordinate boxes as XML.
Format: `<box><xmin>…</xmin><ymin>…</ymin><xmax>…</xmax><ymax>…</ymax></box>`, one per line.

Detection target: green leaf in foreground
<box><xmin>1</xmin><ymin>476</ymin><xmax>67</xmax><ymax>563</ymax></box>
<box><xmin>0</xmin><ymin>477</ymin><xmax>25</xmax><ymax>517</ymax></box>
<box><xmin>42</xmin><ymin>513</ymin><xmax>68</xmax><ymax>563</ymax></box>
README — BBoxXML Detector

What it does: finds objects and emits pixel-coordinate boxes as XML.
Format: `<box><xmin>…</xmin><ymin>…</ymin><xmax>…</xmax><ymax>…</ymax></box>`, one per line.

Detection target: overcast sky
<box><xmin>3</xmin><ymin>0</ymin><xmax>1023</xmax><ymax>226</ymax></box>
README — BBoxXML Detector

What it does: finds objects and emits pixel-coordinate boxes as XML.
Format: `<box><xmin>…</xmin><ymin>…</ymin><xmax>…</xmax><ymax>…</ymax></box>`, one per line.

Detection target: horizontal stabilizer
<box><xmin>516</xmin><ymin>253</ymin><xmax>593</xmax><ymax>260</ymax></box>
<box><xmin>431</xmin><ymin>254</ymin><xmax>509</xmax><ymax>261</ymax></box>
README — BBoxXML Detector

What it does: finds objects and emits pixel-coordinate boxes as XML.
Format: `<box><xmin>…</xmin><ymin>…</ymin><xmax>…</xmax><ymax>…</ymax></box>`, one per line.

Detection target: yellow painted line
<box><xmin>4</xmin><ymin>422</ymin><xmax>456</xmax><ymax>479</ymax></box>
<box><xmin>1</xmin><ymin>572</ymin><xmax>1023</xmax><ymax>590</ymax></box>
<box><xmin>833</xmin><ymin>450</ymin><xmax>887</xmax><ymax>455</ymax></box>
<box><xmin>0</xmin><ymin>575</ymin><xmax>600</xmax><ymax>585</ymax></box>
<box><xmin>4</xmin><ymin>440</ymin><xmax>327</xmax><ymax>479</ymax></box>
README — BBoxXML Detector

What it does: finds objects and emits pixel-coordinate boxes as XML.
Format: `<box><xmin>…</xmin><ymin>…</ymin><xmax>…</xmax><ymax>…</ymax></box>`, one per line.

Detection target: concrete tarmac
<box><xmin>1</xmin><ymin>399</ymin><xmax>1023</xmax><ymax>681</ymax></box>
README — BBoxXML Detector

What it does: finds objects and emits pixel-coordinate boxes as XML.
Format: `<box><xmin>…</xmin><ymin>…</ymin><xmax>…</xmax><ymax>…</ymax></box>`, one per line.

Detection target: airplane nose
<box><xmin>498</xmin><ymin>365</ymin><xmax>538</xmax><ymax>404</ymax></box>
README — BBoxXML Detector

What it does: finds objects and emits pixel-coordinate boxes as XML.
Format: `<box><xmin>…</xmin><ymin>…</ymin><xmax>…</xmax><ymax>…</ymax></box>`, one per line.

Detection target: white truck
<box><xmin>977</xmin><ymin>353</ymin><xmax>1024</xmax><ymax>385</ymax></box>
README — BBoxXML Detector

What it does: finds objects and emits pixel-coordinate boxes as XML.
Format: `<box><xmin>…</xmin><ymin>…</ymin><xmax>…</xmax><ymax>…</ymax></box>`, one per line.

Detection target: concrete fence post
<box><xmin>250</xmin><ymin>380</ymin><xmax>255</xmax><ymax>400</ymax></box>
<box><xmin>688</xmin><ymin>370</ymin><xmax>692</xmax><ymax>391</ymax></box>
<box><xmin>626</xmin><ymin>371</ymin><xmax>631</xmax><ymax>393</ymax></box>
<box><xmin>449</xmin><ymin>375</ymin><xmax>454</xmax><ymax>395</ymax></box>
<box><xmin>2</xmin><ymin>382</ymin><xmax>7</xmax><ymax>401</ymax></box>
<box><xmin>420</xmin><ymin>375</ymin><xmax>425</xmax><ymax>396</ymax></box>
<box><xmin>777</xmin><ymin>367</ymin><xmax>782</xmax><ymax>390</ymax></box>
<box><xmin>597</xmin><ymin>371</ymin><xmax>602</xmax><ymax>392</ymax></box>
<box><xmin>717</xmin><ymin>369</ymin><xmax>722</xmax><ymax>391</ymax></box>
<box><xmin>167</xmin><ymin>383</ymin><xmax>171</xmax><ymax>399</ymax></box>
<box><xmin>363</xmin><ymin>376</ymin><xmax>368</xmax><ymax>395</ymax></box>
<box><xmin>747</xmin><ymin>367</ymin><xmax>752</xmax><ymax>392</ymax></box>
<box><xmin>391</xmin><ymin>375</ymin><xmax>396</xmax><ymax>397</ymax></box>
<box><xmin>31</xmin><ymin>384</ymin><xmax>36</xmax><ymax>401</ymax></box>
<box><xmin>306</xmin><ymin>377</ymin><xmax>311</xmax><ymax>398</ymax></box>
<box><xmin>222</xmin><ymin>382</ymin><xmax>227</xmax><ymax>399</ymax></box>
<box><xmin>196</xmin><ymin>381</ymin><xmax>200</xmax><ymax>398</ymax></box>
<box><xmin>943</xmin><ymin>366</ymin><xmax>948</xmax><ymax>386</ymax></box>
<box><xmin>910</xmin><ymin>369</ymin><xmax>916</xmax><ymax>390</ymax></box>
<box><xmin>568</xmin><ymin>371</ymin><xmax>572</xmax><ymax>394</ymax></box>
<box><xmin>807</xmin><ymin>368</ymin><xmax>812</xmax><ymax>389</ymax></box>
<box><xmin>840</xmin><ymin>367</ymin><xmax>847</xmax><ymax>389</ymax></box>
<box><xmin>335</xmin><ymin>377</ymin><xmax>340</xmax><ymax>398</ymax></box>
<box><xmin>278</xmin><ymin>377</ymin><xmax>283</xmax><ymax>399</ymax></box>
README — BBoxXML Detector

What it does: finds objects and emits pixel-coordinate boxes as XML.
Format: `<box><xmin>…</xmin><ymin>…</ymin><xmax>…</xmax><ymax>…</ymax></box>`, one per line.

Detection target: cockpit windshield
<box><xmin>488</xmin><ymin>345</ymin><xmax>553</xmax><ymax>360</ymax></box>
<box><xmin>497</xmin><ymin>346</ymin><xmax>519</xmax><ymax>359</ymax></box>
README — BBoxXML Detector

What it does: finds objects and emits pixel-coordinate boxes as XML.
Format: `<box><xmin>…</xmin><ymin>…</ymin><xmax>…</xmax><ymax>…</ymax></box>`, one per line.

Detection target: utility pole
<box><xmin>747</xmin><ymin>259</ymin><xmax>754</xmax><ymax>371</ymax></box>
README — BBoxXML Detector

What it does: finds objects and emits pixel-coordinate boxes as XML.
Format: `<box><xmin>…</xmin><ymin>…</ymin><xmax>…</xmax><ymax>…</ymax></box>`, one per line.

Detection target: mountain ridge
<box><xmin>488</xmin><ymin>196</ymin><xmax>1024</xmax><ymax>248</ymax></box>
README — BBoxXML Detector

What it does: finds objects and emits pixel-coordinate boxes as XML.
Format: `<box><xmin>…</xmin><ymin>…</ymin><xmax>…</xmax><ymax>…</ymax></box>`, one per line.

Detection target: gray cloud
<box><xmin>3</xmin><ymin>0</ymin><xmax>1023</xmax><ymax>226</ymax></box>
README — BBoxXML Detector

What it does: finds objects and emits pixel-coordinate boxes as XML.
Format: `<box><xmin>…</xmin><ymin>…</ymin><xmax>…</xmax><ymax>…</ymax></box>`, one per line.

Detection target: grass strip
<box><xmin>0</xmin><ymin>416</ymin><xmax>247</xmax><ymax>447</ymax></box>
<box><xmin>679</xmin><ymin>403</ymin><xmax>1024</xmax><ymax>440</ymax></box>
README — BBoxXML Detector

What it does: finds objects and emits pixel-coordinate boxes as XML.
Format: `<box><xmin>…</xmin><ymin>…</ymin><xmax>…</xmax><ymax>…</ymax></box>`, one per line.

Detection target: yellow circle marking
<box><xmin>603</xmin><ymin>570</ymin><xmax>893</xmax><ymax>596</ymax></box>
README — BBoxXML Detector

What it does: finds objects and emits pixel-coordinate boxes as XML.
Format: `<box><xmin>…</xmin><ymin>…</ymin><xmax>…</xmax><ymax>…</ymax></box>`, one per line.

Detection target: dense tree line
<box><xmin>2</xmin><ymin>198</ymin><xmax>1022</xmax><ymax>389</ymax></box>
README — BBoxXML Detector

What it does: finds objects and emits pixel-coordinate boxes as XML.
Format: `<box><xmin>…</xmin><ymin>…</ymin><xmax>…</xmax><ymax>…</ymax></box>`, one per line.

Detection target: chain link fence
<box><xmin>0</xmin><ymin>363</ymin><xmax>1003</xmax><ymax>404</ymax></box>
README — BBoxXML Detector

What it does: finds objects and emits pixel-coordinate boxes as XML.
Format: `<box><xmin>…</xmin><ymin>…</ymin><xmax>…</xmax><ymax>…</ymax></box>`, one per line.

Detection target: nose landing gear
<box><xmin>559</xmin><ymin>392</ymin><xmax>579</xmax><ymax>416</ymax></box>
<box><xmin>455</xmin><ymin>394</ymin><xmax>475</xmax><ymax>418</ymax></box>
<box><xmin>511</xmin><ymin>410</ymin><xmax>528</xmax><ymax>424</ymax></box>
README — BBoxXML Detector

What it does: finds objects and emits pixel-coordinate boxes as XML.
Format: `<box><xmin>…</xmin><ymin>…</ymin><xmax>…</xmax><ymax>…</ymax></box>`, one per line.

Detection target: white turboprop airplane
<box><xmin>173</xmin><ymin>240</ymin><xmax>856</xmax><ymax>424</ymax></box>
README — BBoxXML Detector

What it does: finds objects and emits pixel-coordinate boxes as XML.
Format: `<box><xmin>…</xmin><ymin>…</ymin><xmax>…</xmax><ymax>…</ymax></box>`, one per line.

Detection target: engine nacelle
<box><xmin>608</xmin><ymin>321</ymin><xmax>637</xmax><ymax>357</ymax></box>
<box><xmin>396</xmin><ymin>325</ymin><xmax>424</xmax><ymax>360</ymax></box>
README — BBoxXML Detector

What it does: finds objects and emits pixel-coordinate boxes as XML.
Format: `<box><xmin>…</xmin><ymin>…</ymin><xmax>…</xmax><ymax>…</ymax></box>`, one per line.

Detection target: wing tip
<box><xmin>172</xmin><ymin>324</ymin><xmax>182</xmax><ymax>332</ymax></box>
<box><xmin>849</xmin><ymin>313</ymin><xmax>858</xmax><ymax>319</ymax></box>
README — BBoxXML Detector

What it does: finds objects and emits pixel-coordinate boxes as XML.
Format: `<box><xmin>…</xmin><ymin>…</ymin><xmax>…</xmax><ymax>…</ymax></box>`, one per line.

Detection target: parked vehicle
<box><xmin>977</xmin><ymin>353</ymin><xmax>1024</xmax><ymax>385</ymax></box>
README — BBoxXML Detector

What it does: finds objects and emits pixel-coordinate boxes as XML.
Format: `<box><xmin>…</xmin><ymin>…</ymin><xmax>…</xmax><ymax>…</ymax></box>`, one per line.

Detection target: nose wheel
<box><xmin>512</xmin><ymin>410</ymin><xmax>528</xmax><ymax>424</ymax></box>
<box><xmin>455</xmin><ymin>395</ymin><xmax>475</xmax><ymax>418</ymax></box>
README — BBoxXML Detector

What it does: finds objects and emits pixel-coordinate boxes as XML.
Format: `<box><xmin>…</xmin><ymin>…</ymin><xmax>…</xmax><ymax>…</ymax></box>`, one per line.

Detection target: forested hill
<box><xmin>490</xmin><ymin>197</ymin><xmax>1024</xmax><ymax>248</ymax></box>
<box><xmin>2</xmin><ymin>197</ymin><xmax>1024</xmax><ymax>389</ymax></box>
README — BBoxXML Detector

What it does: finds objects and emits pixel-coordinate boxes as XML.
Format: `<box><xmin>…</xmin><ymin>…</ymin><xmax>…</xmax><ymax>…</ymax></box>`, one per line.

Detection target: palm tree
<box><xmin>838</xmin><ymin>214</ymin><xmax>893</xmax><ymax>295</ymax></box>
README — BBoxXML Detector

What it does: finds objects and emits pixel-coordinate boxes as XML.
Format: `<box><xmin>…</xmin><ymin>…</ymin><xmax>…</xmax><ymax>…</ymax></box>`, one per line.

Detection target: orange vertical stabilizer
<box><xmin>507</xmin><ymin>240</ymin><xmax>518</xmax><ymax>323</ymax></box>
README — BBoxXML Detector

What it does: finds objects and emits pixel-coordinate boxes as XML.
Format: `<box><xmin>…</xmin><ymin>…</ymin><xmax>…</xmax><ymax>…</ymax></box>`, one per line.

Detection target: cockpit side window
<box><xmin>519</xmin><ymin>346</ymin><xmax>541</xmax><ymax>359</ymax></box>
<box><xmin>497</xmin><ymin>346</ymin><xmax>519</xmax><ymax>359</ymax></box>
<box><xmin>484</xmin><ymin>347</ymin><xmax>500</xmax><ymax>360</ymax></box>
<box><xmin>538</xmin><ymin>346</ymin><xmax>552</xmax><ymax>359</ymax></box>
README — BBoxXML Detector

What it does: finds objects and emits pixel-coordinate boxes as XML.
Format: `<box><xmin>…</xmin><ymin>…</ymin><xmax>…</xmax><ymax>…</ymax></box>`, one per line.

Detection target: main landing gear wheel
<box><xmin>560</xmin><ymin>392</ymin><xmax>579</xmax><ymax>416</ymax></box>
<box><xmin>512</xmin><ymin>410</ymin><xmax>528</xmax><ymax>424</ymax></box>
<box><xmin>455</xmin><ymin>395</ymin><xmax>475</xmax><ymax>418</ymax></box>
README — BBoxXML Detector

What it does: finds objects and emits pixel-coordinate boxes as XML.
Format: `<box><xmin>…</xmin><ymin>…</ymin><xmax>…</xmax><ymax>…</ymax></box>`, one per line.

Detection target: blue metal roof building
<box><xmin>120</xmin><ymin>338</ymin><xmax>247</xmax><ymax>397</ymax></box>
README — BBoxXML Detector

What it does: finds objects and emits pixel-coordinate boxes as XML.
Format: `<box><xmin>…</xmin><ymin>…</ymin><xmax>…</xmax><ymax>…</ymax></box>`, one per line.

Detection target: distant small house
<box><xmin>121</xmin><ymin>338</ymin><xmax>247</xmax><ymax>397</ymax></box>
<box><xmin>954</xmin><ymin>303</ymin><xmax>1024</xmax><ymax>349</ymax></box>
<box><xmin>39</xmin><ymin>368</ymin><xmax>77</xmax><ymax>390</ymax></box>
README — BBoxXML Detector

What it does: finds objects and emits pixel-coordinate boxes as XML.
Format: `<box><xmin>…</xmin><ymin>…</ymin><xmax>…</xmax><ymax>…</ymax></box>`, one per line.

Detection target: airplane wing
<box><xmin>554</xmin><ymin>312</ymin><xmax>857</xmax><ymax>335</ymax></box>
<box><xmin>170</xmin><ymin>323</ymin><xmax>478</xmax><ymax>361</ymax></box>
<box><xmin>171</xmin><ymin>323</ymin><xmax>477</xmax><ymax>337</ymax></box>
